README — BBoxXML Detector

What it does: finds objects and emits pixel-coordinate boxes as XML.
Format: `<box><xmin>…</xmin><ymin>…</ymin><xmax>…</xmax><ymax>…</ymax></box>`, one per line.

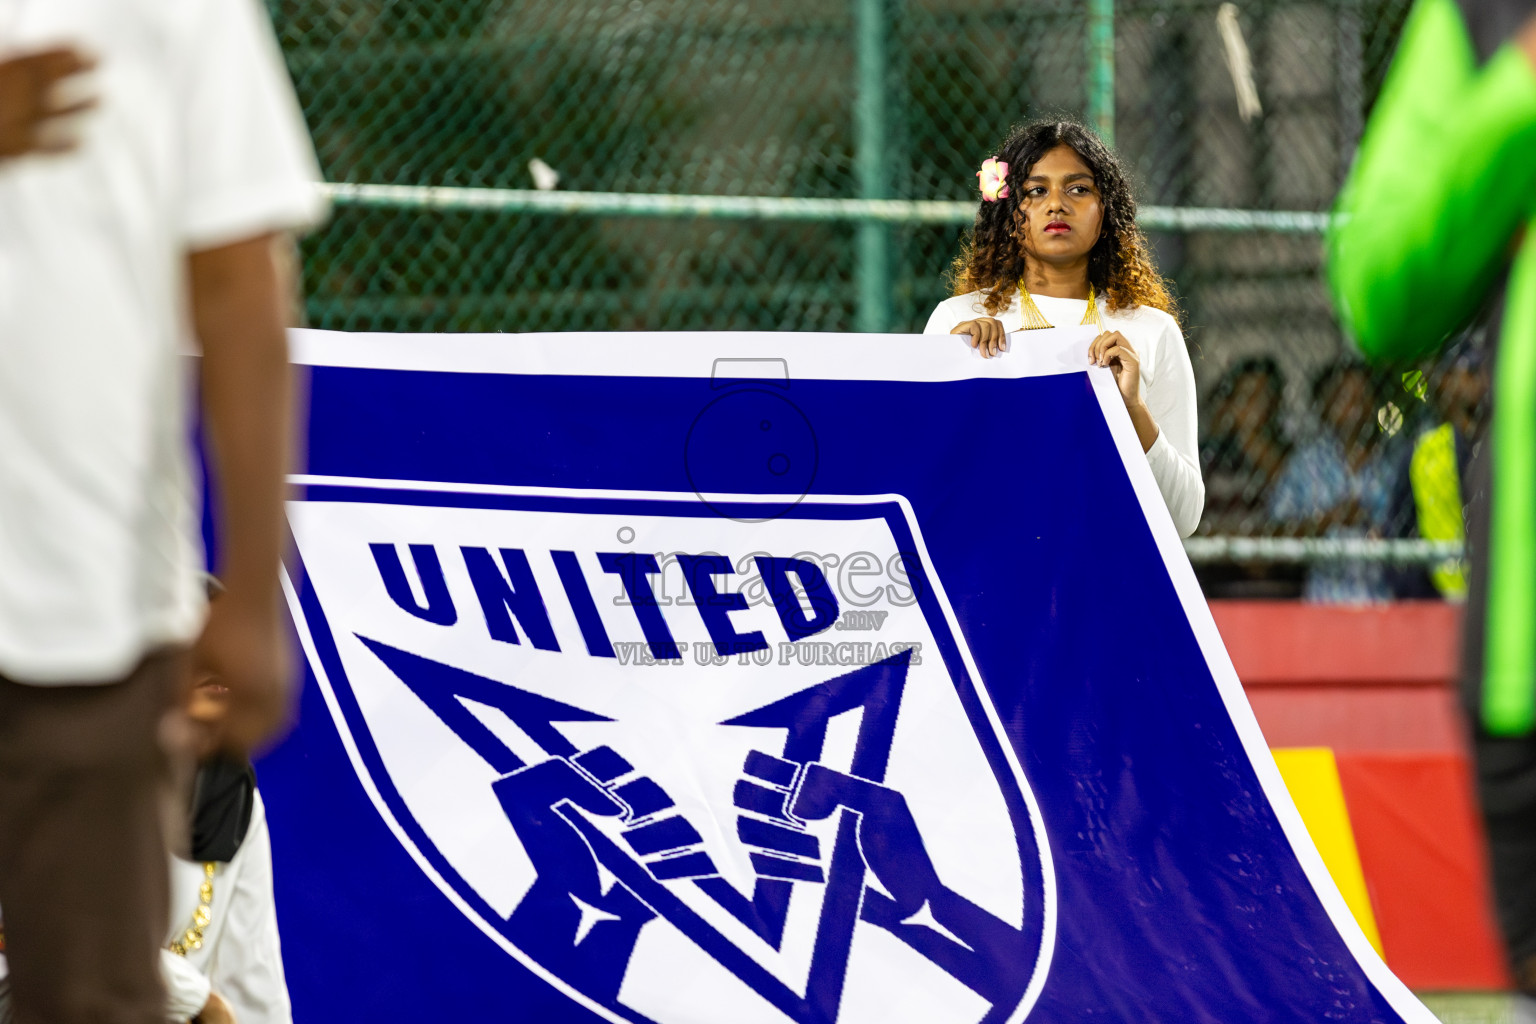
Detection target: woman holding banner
<box><xmin>924</xmin><ymin>119</ymin><xmax>1203</xmax><ymax>538</ymax></box>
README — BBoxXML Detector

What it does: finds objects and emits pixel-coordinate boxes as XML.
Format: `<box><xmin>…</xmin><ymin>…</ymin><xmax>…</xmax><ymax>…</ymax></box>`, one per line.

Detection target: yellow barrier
<box><xmin>1272</xmin><ymin>747</ymin><xmax>1385</xmax><ymax>959</ymax></box>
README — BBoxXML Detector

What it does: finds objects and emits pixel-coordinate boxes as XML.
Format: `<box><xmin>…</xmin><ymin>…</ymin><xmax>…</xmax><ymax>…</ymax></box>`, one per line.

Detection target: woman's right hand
<box><xmin>951</xmin><ymin>317</ymin><xmax>1006</xmax><ymax>359</ymax></box>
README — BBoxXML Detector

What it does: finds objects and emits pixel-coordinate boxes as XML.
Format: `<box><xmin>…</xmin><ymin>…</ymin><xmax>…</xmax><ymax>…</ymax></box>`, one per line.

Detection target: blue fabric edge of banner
<box><xmin>1077</xmin><ymin>369</ymin><xmax>1434</xmax><ymax>1021</ymax></box>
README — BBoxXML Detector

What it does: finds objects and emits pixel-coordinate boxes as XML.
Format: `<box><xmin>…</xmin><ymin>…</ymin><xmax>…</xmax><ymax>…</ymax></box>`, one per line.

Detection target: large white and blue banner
<box><xmin>264</xmin><ymin>327</ymin><xmax>1434</xmax><ymax>1023</ymax></box>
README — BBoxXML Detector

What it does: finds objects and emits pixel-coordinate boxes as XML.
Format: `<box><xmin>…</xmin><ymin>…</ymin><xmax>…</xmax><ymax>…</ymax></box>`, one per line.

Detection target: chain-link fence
<box><xmin>269</xmin><ymin>0</ymin><xmax>1486</xmax><ymax>601</ymax></box>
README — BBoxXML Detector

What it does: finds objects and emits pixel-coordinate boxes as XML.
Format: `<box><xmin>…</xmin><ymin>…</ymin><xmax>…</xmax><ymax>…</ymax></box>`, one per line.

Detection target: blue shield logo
<box><xmin>288</xmin><ymin>482</ymin><xmax>1054</xmax><ymax>1024</ymax></box>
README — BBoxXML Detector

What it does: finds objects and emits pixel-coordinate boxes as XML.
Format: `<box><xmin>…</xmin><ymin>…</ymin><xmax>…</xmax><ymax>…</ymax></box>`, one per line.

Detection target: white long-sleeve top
<box><xmin>924</xmin><ymin>291</ymin><xmax>1205</xmax><ymax>537</ymax></box>
<box><xmin>162</xmin><ymin>791</ymin><xmax>292</xmax><ymax>1024</ymax></box>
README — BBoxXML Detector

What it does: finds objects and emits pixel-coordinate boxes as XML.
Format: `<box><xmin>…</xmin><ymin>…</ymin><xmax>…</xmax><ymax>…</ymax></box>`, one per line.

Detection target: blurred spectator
<box><xmin>1269</xmin><ymin>359</ymin><xmax>1414</xmax><ymax>603</ymax></box>
<box><xmin>1201</xmin><ymin>357</ymin><xmax>1294</xmax><ymax>533</ymax></box>
<box><xmin>1195</xmin><ymin>358</ymin><xmax>1305</xmax><ymax>598</ymax></box>
<box><xmin>1409</xmin><ymin>347</ymin><xmax>1490</xmax><ymax>601</ymax></box>
<box><xmin>159</xmin><ymin>677</ymin><xmax>290</xmax><ymax>1024</ymax></box>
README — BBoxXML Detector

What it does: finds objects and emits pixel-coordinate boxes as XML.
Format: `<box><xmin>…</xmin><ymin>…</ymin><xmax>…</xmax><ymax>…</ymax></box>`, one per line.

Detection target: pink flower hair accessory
<box><xmin>977</xmin><ymin>157</ymin><xmax>1010</xmax><ymax>202</ymax></box>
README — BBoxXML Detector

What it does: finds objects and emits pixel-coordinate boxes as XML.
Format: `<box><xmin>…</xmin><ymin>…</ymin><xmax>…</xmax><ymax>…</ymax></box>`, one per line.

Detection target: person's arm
<box><xmin>189</xmin><ymin>234</ymin><xmax>297</xmax><ymax>755</ymax></box>
<box><xmin>203</xmin><ymin>794</ymin><xmax>292</xmax><ymax>1024</ymax></box>
<box><xmin>1140</xmin><ymin>323</ymin><xmax>1204</xmax><ymax>538</ymax></box>
<box><xmin>1265</xmin><ymin>446</ymin><xmax>1365</xmax><ymax>535</ymax></box>
<box><xmin>1088</xmin><ymin>321</ymin><xmax>1205</xmax><ymax>538</ymax></box>
<box><xmin>1328</xmin><ymin>0</ymin><xmax>1536</xmax><ymax>361</ymax></box>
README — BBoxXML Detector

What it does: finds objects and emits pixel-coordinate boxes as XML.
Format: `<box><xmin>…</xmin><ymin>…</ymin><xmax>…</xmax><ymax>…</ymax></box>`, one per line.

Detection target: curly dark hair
<box><xmin>950</xmin><ymin>118</ymin><xmax>1177</xmax><ymax>319</ymax></box>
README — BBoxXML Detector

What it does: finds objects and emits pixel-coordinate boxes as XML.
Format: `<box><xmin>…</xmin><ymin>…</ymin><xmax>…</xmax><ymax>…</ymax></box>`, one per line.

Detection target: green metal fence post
<box><xmin>855</xmin><ymin>0</ymin><xmax>891</xmax><ymax>333</ymax></box>
<box><xmin>1087</xmin><ymin>0</ymin><xmax>1115</xmax><ymax>146</ymax></box>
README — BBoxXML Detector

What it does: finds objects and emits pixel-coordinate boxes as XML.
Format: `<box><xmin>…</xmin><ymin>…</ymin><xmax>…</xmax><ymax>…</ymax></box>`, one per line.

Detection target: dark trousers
<box><xmin>0</xmin><ymin>650</ymin><xmax>188</xmax><ymax>1024</ymax></box>
<box><xmin>1475</xmin><ymin>730</ymin><xmax>1536</xmax><ymax>990</ymax></box>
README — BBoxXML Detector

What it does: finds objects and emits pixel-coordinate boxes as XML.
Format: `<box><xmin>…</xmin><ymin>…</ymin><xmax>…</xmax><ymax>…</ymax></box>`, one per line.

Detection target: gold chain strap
<box><xmin>167</xmin><ymin>862</ymin><xmax>217</xmax><ymax>957</ymax></box>
<box><xmin>1018</xmin><ymin>282</ymin><xmax>1101</xmax><ymax>330</ymax></box>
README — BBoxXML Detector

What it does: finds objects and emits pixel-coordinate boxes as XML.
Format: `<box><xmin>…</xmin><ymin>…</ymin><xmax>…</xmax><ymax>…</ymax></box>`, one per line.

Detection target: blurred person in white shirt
<box><xmin>0</xmin><ymin>1</ymin><xmax>325</xmax><ymax>1020</ymax></box>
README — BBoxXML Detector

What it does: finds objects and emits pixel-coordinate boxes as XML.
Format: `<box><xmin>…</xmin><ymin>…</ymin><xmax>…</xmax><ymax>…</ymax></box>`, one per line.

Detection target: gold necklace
<box><xmin>167</xmin><ymin>862</ymin><xmax>217</xmax><ymax>956</ymax></box>
<box><xmin>1018</xmin><ymin>281</ymin><xmax>1101</xmax><ymax>330</ymax></box>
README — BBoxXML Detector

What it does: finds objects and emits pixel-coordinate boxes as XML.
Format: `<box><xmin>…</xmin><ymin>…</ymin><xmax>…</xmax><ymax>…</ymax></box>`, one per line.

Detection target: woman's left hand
<box><xmin>1089</xmin><ymin>330</ymin><xmax>1161</xmax><ymax>452</ymax></box>
<box><xmin>1089</xmin><ymin>330</ymin><xmax>1143</xmax><ymax>407</ymax></box>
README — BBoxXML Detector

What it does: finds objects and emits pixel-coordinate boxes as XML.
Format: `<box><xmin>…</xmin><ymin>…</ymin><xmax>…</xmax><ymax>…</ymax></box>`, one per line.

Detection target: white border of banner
<box><xmin>289</xmin><ymin>327</ymin><xmax>1090</xmax><ymax>382</ymax></box>
<box><xmin>286</xmin><ymin>326</ymin><xmax>1438</xmax><ymax>1024</ymax></box>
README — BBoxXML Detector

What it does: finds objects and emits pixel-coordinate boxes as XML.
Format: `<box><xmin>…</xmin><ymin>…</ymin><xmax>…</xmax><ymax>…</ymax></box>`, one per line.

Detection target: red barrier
<box><xmin>1211</xmin><ymin>601</ymin><xmax>1464</xmax><ymax>753</ymax></box>
<box><xmin>1335</xmin><ymin>753</ymin><xmax>1511</xmax><ymax>989</ymax></box>
<box><xmin>1213</xmin><ymin>601</ymin><xmax>1462</xmax><ymax>689</ymax></box>
<box><xmin>1209</xmin><ymin>601</ymin><xmax>1512</xmax><ymax>990</ymax></box>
